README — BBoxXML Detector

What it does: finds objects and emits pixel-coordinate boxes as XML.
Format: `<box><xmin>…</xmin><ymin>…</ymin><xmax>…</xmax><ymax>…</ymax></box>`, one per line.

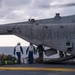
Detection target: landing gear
<box><xmin>43</xmin><ymin>50</ymin><xmax>75</xmax><ymax>64</ymax></box>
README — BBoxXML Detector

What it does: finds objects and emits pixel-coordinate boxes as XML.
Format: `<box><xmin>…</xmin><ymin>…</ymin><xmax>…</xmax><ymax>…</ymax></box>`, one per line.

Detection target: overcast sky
<box><xmin>0</xmin><ymin>0</ymin><xmax>75</xmax><ymax>46</ymax></box>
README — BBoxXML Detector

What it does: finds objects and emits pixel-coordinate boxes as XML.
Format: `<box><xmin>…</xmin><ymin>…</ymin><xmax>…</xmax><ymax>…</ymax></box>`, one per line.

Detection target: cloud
<box><xmin>31</xmin><ymin>0</ymin><xmax>52</xmax><ymax>6</ymax></box>
<box><xmin>0</xmin><ymin>0</ymin><xmax>75</xmax><ymax>24</ymax></box>
<box><xmin>3</xmin><ymin>0</ymin><xmax>31</xmax><ymax>7</ymax></box>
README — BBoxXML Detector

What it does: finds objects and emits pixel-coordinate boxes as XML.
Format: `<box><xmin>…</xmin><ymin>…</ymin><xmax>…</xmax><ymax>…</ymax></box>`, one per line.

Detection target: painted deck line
<box><xmin>0</xmin><ymin>67</ymin><xmax>75</xmax><ymax>72</ymax></box>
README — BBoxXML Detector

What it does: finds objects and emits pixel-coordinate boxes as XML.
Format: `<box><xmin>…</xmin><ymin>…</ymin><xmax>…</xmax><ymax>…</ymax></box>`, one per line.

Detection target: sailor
<box><xmin>26</xmin><ymin>43</ymin><xmax>36</xmax><ymax>64</ymax></box>
<box><xmin>14</xmin><ymin>42</ymin><xmax>24</xmax><ymax>64</ymax></box>
<box><xmin>36</xmin><ymin>44</ymin><xmax>44</xmax><ymax>63</ymax></box>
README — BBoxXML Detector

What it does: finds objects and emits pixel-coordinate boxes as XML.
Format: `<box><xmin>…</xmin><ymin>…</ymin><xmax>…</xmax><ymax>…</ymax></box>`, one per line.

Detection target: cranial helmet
<box><xmin>17</xmin><ymin>42</ymin><xmax>21</xmax><ymax>45</ymax></box>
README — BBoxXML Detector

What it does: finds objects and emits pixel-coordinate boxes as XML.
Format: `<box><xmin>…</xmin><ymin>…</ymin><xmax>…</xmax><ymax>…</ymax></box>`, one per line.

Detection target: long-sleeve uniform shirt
<box><xmin>14</xmin><ymin>45</ymin><xmax>23</xmax><ymax>55</ymax></box>
<box><xmin>26</xmin><ymin>45</ymin><xmax>36</xmax><ymax>54</ymax></box>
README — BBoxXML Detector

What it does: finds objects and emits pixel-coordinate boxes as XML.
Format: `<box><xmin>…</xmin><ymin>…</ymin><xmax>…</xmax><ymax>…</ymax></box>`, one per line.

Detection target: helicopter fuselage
<box><xmin>0</xmin><ymin>22</ymin><xmax>75</xmax><ymax>56</ymax></box>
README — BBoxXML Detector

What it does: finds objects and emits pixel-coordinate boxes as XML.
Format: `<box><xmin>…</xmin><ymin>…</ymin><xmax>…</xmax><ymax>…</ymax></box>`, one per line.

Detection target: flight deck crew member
<box><xmin>26</xmin><ymin>43</ymin><xmax>36</xmax><ymax>64</ymax></box>
<box><xmin>14</xmin><ymin>42</ymin><xmax>23</xmax><ymax>64</ymax></box>
<box><xmin>36</xmin><ymin>44</ymin><xmax>44</xmax><ymax>63</ymax></box>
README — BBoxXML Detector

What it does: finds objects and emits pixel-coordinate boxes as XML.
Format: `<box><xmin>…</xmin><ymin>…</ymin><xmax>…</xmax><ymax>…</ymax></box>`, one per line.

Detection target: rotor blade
<box><xmin>39</xmin><ymin>3</ymin><xmax>75</xmax><ymax>9</ymax></box>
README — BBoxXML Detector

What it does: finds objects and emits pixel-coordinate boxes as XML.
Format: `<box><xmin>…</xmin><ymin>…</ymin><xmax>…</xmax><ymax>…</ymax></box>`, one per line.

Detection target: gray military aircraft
<box><xmin>0</xmin><ymin>3</ymin><xmax>75</xmax><ymax>63</ymax></box>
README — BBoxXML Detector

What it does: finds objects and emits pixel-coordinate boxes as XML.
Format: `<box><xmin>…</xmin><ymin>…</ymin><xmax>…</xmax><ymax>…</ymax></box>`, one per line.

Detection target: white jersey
<box><xmin>15</xmin><ymin>45</ymin><xmax>21</xmax><ymax>52</ymax></box>
<box><xmin>28</xmin><ymin>45</ymin><xmax>34</xmax><ymax>51</ymax></box>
